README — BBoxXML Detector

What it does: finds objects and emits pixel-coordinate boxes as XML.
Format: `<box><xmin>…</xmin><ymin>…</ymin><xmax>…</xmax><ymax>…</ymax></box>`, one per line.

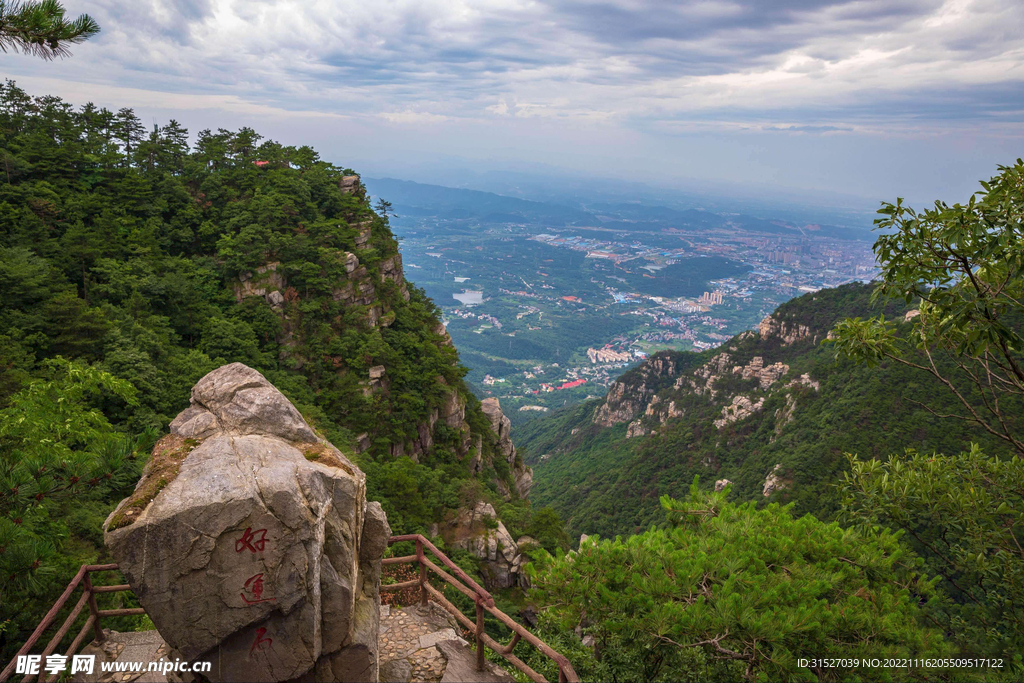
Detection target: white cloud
<box><xmin>3</xmin><ymin>0</ymin><xmax>1022</xmax><ymax>199</ymax></box>
<box><xmin>380</xmin><ymin>110</ymin><xmax>451</xmax><ymax>124</ymax></box>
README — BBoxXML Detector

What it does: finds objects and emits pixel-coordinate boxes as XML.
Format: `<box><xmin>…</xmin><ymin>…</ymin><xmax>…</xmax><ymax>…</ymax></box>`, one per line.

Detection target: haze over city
<box><xmin>5</xmin><ymin>0</ymin><xmax>1023</xmax><ymax>205</ymax></box>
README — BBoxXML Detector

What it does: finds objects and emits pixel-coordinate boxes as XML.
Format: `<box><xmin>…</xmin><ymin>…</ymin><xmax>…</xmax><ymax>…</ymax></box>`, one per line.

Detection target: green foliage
<box><xmin>830</xmin><ymin>162</ymin><xmax>1024</xmax><ymax>667</ymax></box>
<box><xmin>0</xmin><ymin>0</ymin><xmax>99</xmax><ymax>60</ymax></box>
<box><xmin>528</xmin><ymin>478</ymin><xmax>952</xmax><ymax>682</ymax></box>
<box><xmin>831</xmin><ymin>160</ymin><xmax>1024</xmax><ymax>455</ymax></box>
<box><xmin>521</xmin><ymin>283</ymin><xmax>1023</xmax><ymax>539</ymax></box>
<box><xmin>0</xmin><ymin>82</ymin><xmax>520</xmax><ymax>658</ymax></box>
<box><xmin>839</xmin><ymin>447</ymin><xmax>1024</xmax><ymax>662</ymax></box>
<box><xmin>0</xmin><ymin>359</ymin><xmax>139</xmax><ymax>602</ymax></box>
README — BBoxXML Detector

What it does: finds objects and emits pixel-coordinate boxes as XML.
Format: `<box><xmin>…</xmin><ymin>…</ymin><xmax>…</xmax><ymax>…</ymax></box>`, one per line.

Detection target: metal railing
<box><xmin>381</xmin><ymin>534</ymin><xmax>579</xmax><ymax>683</ymax></box>
<box><xmin>1</xmin><ymin>564</ymin><xmax>144</xmax><ymax>683</ymax></box>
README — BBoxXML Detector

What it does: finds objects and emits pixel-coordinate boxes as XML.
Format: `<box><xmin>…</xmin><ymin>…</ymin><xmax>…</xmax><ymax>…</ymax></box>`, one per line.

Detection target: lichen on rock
<box><xmin>104</xmin><ymin>363</ymin><xmax>390</xmax><ymax>683</ymax></box>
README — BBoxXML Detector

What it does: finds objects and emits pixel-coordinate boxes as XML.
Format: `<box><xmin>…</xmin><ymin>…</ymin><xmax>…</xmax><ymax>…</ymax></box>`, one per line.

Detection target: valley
<box><xmin>368</xmin><ymin>177</ymin><xmax>878</xmax><ymax>422</ymax></box>
<box><xmin>4</xmin><ymin>1</ymin><xmax>1024</xmax><ymax>678</ymax></box>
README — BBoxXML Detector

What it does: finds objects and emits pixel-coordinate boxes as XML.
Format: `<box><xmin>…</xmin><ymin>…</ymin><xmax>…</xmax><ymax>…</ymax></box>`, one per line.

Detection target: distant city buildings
<box><xmin>698</xmin><ymin>291</ymin><xmax>724</xmax><ymax>305</ymax></box>
<box><xmin>587</xmin><ymin>347</ymin><xmax>632</xmax><ymax>363</ymax></box>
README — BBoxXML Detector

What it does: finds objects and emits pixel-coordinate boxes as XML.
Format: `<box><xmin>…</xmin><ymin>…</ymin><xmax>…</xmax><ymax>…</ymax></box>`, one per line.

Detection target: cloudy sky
<box><xmin>5</xmin><ymin>0</ymin><xmax>1024</xmax><ymax>204</ymax></box>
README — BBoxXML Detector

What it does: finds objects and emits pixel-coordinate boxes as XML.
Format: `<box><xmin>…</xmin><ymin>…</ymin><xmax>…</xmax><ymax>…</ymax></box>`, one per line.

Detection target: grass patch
<box><xmin>301</xmin><ymin>442</ymin><xmax>356</xmax><ymax>475</ymax></box>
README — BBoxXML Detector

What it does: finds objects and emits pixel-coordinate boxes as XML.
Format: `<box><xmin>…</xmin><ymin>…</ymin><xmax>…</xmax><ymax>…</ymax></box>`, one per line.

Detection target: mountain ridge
<box><xmin>518</xmin><ymin>282</ymin><xmax>1024</xmax><ymax>538</ymax></box>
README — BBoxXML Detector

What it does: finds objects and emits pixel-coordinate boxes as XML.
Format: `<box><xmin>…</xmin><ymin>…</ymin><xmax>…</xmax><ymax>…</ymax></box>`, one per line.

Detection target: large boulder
<box><xmin>105</xmin><ymin>363</ymin><xmax>390</xmax><ymax>683</ymax></box>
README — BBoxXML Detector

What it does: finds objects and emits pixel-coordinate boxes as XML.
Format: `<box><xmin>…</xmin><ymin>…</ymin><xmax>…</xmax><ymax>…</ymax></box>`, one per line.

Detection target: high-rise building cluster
<box><xmin>698</xmin><ymin>291</ymin><xmax>724</xmax><ymax>305</ymax></box>
<box><xmin>587</xmin><ymin>348</ymin><xmax>633</xmax><ymax>363</ymax></box>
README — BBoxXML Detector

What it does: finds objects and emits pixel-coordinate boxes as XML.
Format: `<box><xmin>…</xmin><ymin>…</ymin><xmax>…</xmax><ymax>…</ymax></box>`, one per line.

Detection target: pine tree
<box><xmin>0</xmin><ymin>1</ymin><xmax>98</xmax><ymax>60</ymax></box>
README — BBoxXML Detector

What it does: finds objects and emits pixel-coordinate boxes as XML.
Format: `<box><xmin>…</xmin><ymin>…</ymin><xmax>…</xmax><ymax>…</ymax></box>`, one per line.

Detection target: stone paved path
<box><xmin>76</xmin><ymin>629</ymin><xmax>171</xmax><ymax>683</ymax></box>
<box><xmin>379</xmin><ymin>602</ymin><xmax>467</xmax><ymax>682</ymax></box>
<box><xmin>72</xmin><ymin>600</ymin><xmax>511</xmax><ymax>683</ymax></box>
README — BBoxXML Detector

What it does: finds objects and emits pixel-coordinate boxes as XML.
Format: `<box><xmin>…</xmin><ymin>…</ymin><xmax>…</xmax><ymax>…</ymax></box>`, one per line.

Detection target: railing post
<box><xmin>475</xmin><ymin>599</ymin><xmax>485</xmax><ymax>672</ymax></box>
<box><xmin>416</xmin><ymin>538</ymin><xmax>427</xmax><ymax>609</ymax></box>
<box><xmin>82</xmin><ymin>571</ymin><xmax>104</xmax><ymax>644</ymax></box>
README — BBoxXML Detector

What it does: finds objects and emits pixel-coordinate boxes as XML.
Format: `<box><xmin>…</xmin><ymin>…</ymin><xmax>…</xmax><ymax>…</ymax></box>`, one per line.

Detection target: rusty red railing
<box><xmin>1</xmin><ymin>564</ymin><xmax>143</xmax><ymax>683</ymax></box>
<box><xmin>381</xmin><ymin>534</ymin><xmax>579</xmax><ymax>683</ymax></box>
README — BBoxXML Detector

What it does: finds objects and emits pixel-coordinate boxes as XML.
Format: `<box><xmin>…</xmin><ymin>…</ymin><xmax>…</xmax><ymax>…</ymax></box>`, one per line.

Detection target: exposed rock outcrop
<box><xmin>625</xmin><ymin>419</ymin><xmax>647</xmax><ymax>439</ymax></box>
<box><xmin>732</xmin><ymin>356</ymin><xmax>789</xmax><ymax>389</ymax></box>
<box><xmin>759</xmin><ymin>314</ymin><xmax>814</xmax><ymax>346</ymax></box>
<box><xmin>442</xmin><ymin>502</ymin><xmax>524</xmax><ymax>589</ymax></box>
<box><xmin>339</xmin><ymin>175</ymin><xmax>363</xmax><ymax>197</ymax></box>
<box><xmin>481</xmin><ymin>398</ymin><xmax>533</xmax><ymax>499</ymax></box>
<box><xmin>763</xmin><ymin>463</ymin><xmax>788</xmax><ymax>497</ymax></box>
<box><xmin>680</xmin><ymin>352</ymin><xmax>733</xmax><ymax>397</ymax></box>
<box><xmin>714</xmin><ymin>394</ymin><xmax>764</xmax><ymax>429</ymax></box>
<box><xmin>235</xmin><ymin>262</ymin><xmax>285</xmax><ymax>310</ymax></box>
<box><xmin>380</xmin><ymin>253</ymin><xmax>411</xmax><ymax>302</ymax></box>
<box><xmin>105</xmin><ymin>363</ymin><xmax>390</xmax><ymax>683</ymax></box>
<box><xmin>594</xmin><ymin>353</ymin><xmax>679</xmax><ymax>426</ymax></box>
<box><xmin>714</xmin><ymin>479</ymin><xmax>733</xmax><ymax>492</ymax></box>
<box><xmin>788</xmin><ymin>373</ymin><xmax>821</xmax><ymax>391</ymax></box>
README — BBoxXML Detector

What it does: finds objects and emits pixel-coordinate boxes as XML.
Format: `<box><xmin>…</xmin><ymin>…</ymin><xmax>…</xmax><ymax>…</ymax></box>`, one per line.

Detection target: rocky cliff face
<box><xmin>441</xmin><ymin>502</ymin><xmax>527</xmax><ymax>590</ymax></box>
<box><xmin>481</xmin><ymin>398</ymin><xmax>533</xmax><ymax>499</ymax></box>
<box><xmin>519</xmin><ymin>283</ymin><xmax>928</xmax><ymax>538</ymax></box>
<box><xmin>105</xmin><ymin>363</ymin><xmax>390</xmax><ymax>683</ymax></box>
<box><xmin>621</xmin><ymin>345</ymin><xmax>819</xmax><ymax>439</ymax></box>
<box><xmin>593</xmin><ymin>352</ymin><xmax>681</xmax><ymax>427</ymax></box>
<box><xmin>228</xmin><ymin>175</ymin><xmax>478</xmax><ymax>472</ymax></box>
<box><xmin>210</xmin><ymin>175</ymin><xmax>522</xmax><ymax>538</ymax></box>
<box><xmin>758</xmin><ymin>313</ymin><xmax>815</xmax><ymax>346</ymax></box>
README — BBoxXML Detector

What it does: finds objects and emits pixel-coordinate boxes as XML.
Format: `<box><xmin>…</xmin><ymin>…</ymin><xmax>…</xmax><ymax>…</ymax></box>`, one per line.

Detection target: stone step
<box><xmin>435</xmin><ymin>639</ymin><xmax>516</xmax><ymax>683</ymax></box>
<box><xmin>378</xmin><ymin>601</ymin><xmax>516</xmax><ymax>683</ymax></box>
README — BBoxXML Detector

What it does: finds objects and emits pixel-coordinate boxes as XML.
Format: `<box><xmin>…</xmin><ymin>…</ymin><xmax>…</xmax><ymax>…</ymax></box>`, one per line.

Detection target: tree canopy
<box><xmin>527</xmin><ymin>479</ymin><xmax>953</xmax><ymax>682</ymax></box>
<box><xmin>840</xmin><ymin>447</ymin><xmax>1024</xmax><ymax>662</ymax></box>
<box><xmin>831</xmin><ymin>160</ymin><xmax>1024</xmax><ymax>455</ymax></box>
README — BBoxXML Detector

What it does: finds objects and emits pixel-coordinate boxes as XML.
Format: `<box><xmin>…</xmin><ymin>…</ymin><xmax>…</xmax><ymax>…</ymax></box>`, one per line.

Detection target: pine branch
<box><xmin>0</xmin><ymin>0</ymin><xmax>100</xmax><ymax>60</ymax></box>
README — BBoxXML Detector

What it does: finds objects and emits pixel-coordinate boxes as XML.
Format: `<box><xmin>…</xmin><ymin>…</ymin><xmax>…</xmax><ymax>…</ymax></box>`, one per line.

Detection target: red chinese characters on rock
<box><xmin>240</xmin><ymin>573</ymin><xmax>276</xmax><ymax>605</ymax></box>
<box><xmin>249</xmin><ymin>627</ymin><xmax>272</xmax><ymax>657</ymax></box>
<box><xmin>235</xmin><ymin>527</ymin><xmax>268</xmax><ymax>553</ymax></box>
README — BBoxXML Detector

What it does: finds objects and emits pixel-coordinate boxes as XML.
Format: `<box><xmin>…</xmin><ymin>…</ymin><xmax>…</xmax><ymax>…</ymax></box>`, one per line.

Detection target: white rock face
<box><xmin>759</xmin><ymin>314</ymin><xmax>814</xmax><ymax>346</ymax></box>
<box><xmin>763</xmin><ymin>463</ymin><xmax>788</xmax><ymax>497</ymax></box>
<box><xmin>788</xmin><ymin>373</ymin><xmax>821</xmax><ymax>391</ymax></box>
<box><xmin>625</xmin><ymin>419</ymin><xmax>647</xmax><ymax>439</ymax></box>
<box><xmin>105</xmin><ymin>363</ymin><xmax>389</xmax><ymax>683</ymax></box>
<box><xmin>714</xmin><ymin>479</ymin><xmax>733</xmax><ymax>492</ymax></box>
<box><xmin>594</xmin><ymin>354</ymin><xmax>679</xmax><ymax>426</ymax></box>
<box><xmin>734</xmin><ymin>356</ymin><xmax>790</xmax><ymax>389</ymax></box>
<box><xmin>714</xmin><ymin>395</ymin><xmax>765</xmax><ymax>429</ymax></box>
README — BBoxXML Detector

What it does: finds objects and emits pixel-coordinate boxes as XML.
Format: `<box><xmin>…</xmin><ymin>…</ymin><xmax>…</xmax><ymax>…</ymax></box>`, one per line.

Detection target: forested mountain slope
<box><xmin>0</xmin><ymin>81</ymin><xmax>532</xmax><ymax>591</ymax></box>
<box><xmin>519</xmin><ymin>282</ymin><xmax>1024</xmax><ymax>538</ymax></box>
